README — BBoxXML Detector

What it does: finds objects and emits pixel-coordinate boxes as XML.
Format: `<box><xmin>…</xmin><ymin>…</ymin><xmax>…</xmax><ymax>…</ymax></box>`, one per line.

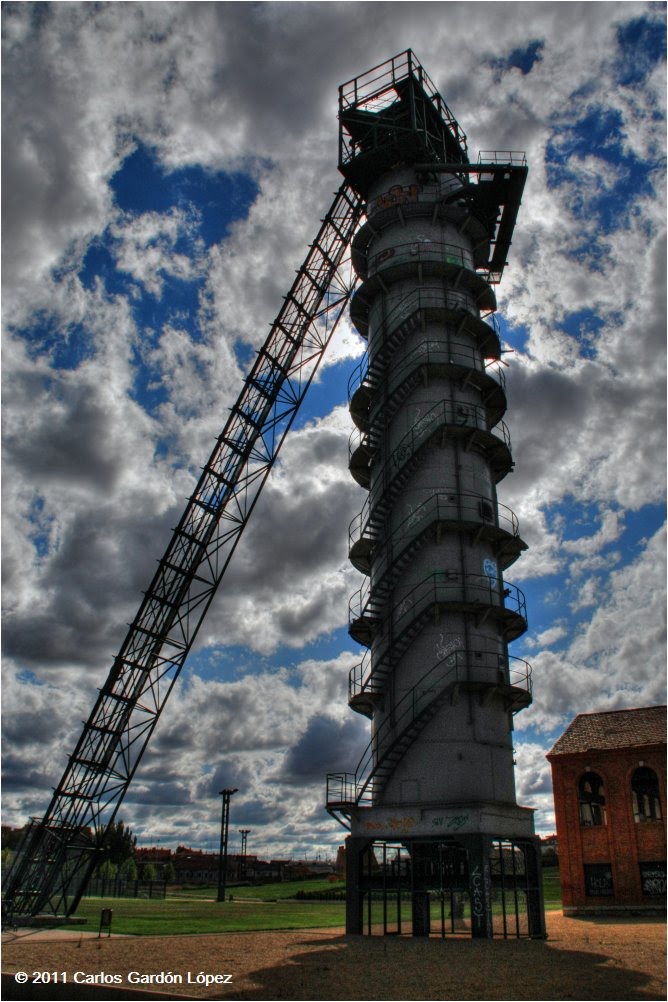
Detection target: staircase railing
<box><xmin>350</xmin><ymin>570</ymin><xmax>525</xmax><ymax>634</ymax></box>
<box><xmin>349</xmin><ymin>649</ymin><xmax>532</xmax><ymax>704</ymax></box>
<box><xmin>349</xmin><ymin>489</ymin><xmax>522</xmax><ymax>576</ymax></box>
<box><xmin>350</xmin><ymin>338</ymin><xmax>506</xmax><ymax>413</ymax></box>
<box><xmin>328</xmin><ymin>649</ymin><xmax>531</xmax><ymax>809</ymax></box>
<box><xmin>348</xmin><ymin>396</ymin><xmax>512</xmax><ymax>492</ymax></box>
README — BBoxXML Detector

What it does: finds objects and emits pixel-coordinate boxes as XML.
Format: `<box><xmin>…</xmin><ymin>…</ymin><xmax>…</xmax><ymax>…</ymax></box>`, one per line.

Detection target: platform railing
<box><xmin>349</xmin><ymin>491</ymin><xmax>523</xmax><ymax>587</ymax></box>
<box><xmin>393</xmin><ymin>398</ymin><xmax>511</xmax><ymax>468</ymax></box>
<box><xmin>328</xmin><ymin>649</ymin><xmax>531</xmax><ymax>809</ymax></box>
<box><xmin>350</xmin><ymin>279</ymin><xmax>499</xmax><ymax>338</ymax></box>
<box><xmin>349</xmin><ymin>339</ymin><xmax>506</xmax><ymax>413</ymax></box>
<box><xmin>365</xmin><ymin>238</ymin><xmax>475</xmax><ymax>278</ymax></box>
<box><xmin>350</xmin><ymin>490</ymin><xmax>520</xmax><ymax>556</ymax></box>
<box><xmin>478</xmin><ymin>150</ymin><xmax>528</xmax><ymax>167</ymax></box>
<box><xmin>349</xmin><ymin>396</ymin><xmax>512</xmax><ymax>470</ymax></box>
<box><xmin>347</xmin><ymin>293</ymin><xmax>500</xmax><ymax>404</ymax></box>
<box><xmin>339</xmin><ymin>49</ymin><xmax>466</xmax><ymax>152</ymax></box>
<box><xmin>349</xmin><ymin>570</ymin><xmax>527</xmax><ymax>637</ymax></box>
<box><xmin>349</xmin><ymin>649</ymin><xmax>532</xmax><ymax>704</ymax></box>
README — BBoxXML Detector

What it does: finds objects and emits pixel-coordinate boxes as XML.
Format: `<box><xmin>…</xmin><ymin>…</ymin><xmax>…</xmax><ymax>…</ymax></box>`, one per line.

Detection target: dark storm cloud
<box><xmin>1</xmin><ymin>754</ymin><xmax>56</xmax><ymax>792</ymax></box>
<box><xmin>282</xmin><ymin>713</ymin><xmax>367</xmax><ymax>783</ymax></box>
<box><xmin>2</xmin><ymin>498</ymin><xmax>178</xmax><ymax>666</ymax></box>
<box><xmin>4</xmin><ymin>386</ymin><xmax>124</xmax><ymax>488</ymax></box>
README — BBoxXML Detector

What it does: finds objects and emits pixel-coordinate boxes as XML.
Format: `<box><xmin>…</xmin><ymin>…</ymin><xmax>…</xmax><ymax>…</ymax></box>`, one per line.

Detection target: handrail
<box><xmin>478</xmin><ymin>150</ymin><xmax>527</xmax><ymax>167</ymax></box>
<box><xmin>347</xmin><ymin>283</ymin><xmax>499</xmax><ymax>399</ymax></box>
<box><xmin>348</xmin><ymin>327</ymin><xmax>501</xmax><ymax>408</ymax></box>
<box><xmin>350</xmin><ymin>489</ymin><xmax>520</xmax><ymax>552</ymax></box>
<box><xmin>339</xmin><ymin>50</ymin><xmax>467</xmax><ymax>155</ymax></box>
<box><xmin>393</xmin><ymin>397</ymin><xmax>511</xmax><ymax>461</ymax></box>
<box><xmin>349</xmin><ymin>570</ymin><xmax>527</xmax><ymax>633</ymax></box>
<box><xmin>358</xmin><ymin>237</ymin><xmax>503</xmax><ymax>289</ymax></box>
<box><xmin>349</xmin><ymin>649</ymin><xmax>532</xmax><ymax>701</ymax></box>
<box><xmin>365</xmin><ymin>238</ymin><xmax>475</xmax><ymax>277</ymax></box>
<box><xmin>350</xmin><ymin>279</ymin><xmax>498</xmax><ymax>338</ymax></box>
<box><xmin>349</xmin><ymin>338</ymin><xmax>506</xmax><ymax>410</ymax></box>
<box><xmin>328</xmin><ymin>647</ymin><xmax>531</xmax><ymax>808</ymax></box>
<box><xmin>333</xmin><ymin>651</ymin><xmax>465</xmax><ymax>807</ymax></box>
<box><xmin>349</xmin><ymin>397</ymin><xmax>512</xmax><ymax>465</ymax></box>
<box><xmin>349</xmin><ymin>490</ymin><xmax>522</xmax><ymax>583</ymax></box>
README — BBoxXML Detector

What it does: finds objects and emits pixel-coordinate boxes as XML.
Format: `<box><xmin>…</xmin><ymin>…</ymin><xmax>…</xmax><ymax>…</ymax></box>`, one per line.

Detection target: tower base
<box><xmin>345</xmin><ymin>805</ymin><xmax>546</xmax><ymax>939</ymax></box>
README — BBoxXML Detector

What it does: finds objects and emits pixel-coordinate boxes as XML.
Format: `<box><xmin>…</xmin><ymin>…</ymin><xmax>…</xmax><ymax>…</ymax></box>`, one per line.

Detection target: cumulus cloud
<box><xmin>2</xmin><ymin>2</ymin><xmax>665</xmax><ymax>854</ymax></box>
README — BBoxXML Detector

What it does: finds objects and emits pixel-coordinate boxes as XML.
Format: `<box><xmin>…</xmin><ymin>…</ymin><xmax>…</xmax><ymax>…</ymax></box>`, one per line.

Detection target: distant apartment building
<box><xmin>547</xmin><ymin>705</ymin><xmax>666</xmax><ymax>914</ymax></box>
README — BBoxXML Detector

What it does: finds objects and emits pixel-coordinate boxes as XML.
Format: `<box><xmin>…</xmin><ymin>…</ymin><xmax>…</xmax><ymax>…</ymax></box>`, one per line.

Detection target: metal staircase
<box><xmin>3</xmin><ymin>182</ymin><xmax>365</xmax><ymax>922</ymax></box>
<box><xmin>327</xmin><ymin>648</ymin><xmax>532</xmax><ymax>827</ymax></box>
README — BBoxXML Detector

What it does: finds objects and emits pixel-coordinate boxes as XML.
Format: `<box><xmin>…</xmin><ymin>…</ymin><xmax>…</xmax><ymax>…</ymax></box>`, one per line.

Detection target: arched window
<box><xmin>578</xmin><ymin>772</ymin><xmax>606</xmax><ymax>826</ymax></box>
<box><xmin>632</xmin><ymin>767</ymin><xmax>662</xmax><ymax>822</ymax></box>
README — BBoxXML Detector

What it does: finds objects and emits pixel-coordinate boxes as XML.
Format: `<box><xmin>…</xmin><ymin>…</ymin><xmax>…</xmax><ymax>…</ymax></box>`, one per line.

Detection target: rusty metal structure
<box><xmin>3</xmin><ymin>186</ymin><xmax>364</xmax><ymax>922</ymax></box>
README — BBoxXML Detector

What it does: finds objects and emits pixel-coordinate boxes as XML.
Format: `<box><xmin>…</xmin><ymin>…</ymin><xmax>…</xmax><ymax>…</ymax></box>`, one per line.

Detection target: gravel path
<box><xmin>2</xmin><ymin>912</ymin><xmax>665</xmax><ymax>1000</ymax></box>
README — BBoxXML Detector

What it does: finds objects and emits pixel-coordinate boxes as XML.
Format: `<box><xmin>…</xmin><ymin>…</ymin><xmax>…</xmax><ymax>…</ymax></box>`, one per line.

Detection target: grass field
<box><xmin>68</xmin><ymin>895</ymin><xmax>346</xmax><ymax>935</ymax></box>
<box><xmin>63</xmin><ymin>869</ymin><xmax>562</xmax><ymax>936</ymax></box>
<box><xmin>169</xmin><ymin>877</ymin><xmax>342</xmax><ymax>901</ymax></box>
<box><xmin>542</xmin><ymin>866</ymin><xmax>562</xmax><ymax>909</ymax></box>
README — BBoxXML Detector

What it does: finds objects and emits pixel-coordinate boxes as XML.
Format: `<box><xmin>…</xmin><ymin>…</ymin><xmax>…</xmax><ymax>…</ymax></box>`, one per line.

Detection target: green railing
<box><xmin>365</xmin><ymin>238</ymin><xmax>474</xmax><ymax>277</ymax></box>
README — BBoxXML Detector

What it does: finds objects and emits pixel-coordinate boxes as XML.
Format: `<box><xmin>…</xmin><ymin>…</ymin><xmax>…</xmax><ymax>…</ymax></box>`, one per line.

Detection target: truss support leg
<box><xmin>412</xmin><ymin>890</ymin><xmax>430</xmax><ymax>936</ymax></box>
<box><xmin>525</xmin><ymin>837</ymin><xmax>547</xmax><ymax>939</ymax></box>
<box><xmin>345</xmin><ymin>836</ymin><xmax>368</xmax><ymax>935</ymax></box>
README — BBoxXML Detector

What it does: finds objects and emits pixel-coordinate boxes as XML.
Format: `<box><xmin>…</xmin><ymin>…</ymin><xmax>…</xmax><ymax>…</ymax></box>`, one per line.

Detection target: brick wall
<box><xmin>549</xmin><ymin>744</ymin><xmax>666</xmax><ymax>912</ymax></box>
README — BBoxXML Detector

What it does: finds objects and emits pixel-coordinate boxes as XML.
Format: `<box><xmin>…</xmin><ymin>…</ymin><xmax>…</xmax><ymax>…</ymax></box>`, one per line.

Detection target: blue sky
<box><xmin>2</xmin><ymin>2</ymin><xmax>665</xmax><ymax>860</ymax></box>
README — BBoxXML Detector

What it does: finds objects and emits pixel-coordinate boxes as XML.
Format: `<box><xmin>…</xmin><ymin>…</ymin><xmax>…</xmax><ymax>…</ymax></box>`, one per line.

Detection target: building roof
<box><xmin>547</xmin><ymin>705</ymin><xmax>666</xmax><ymax>758</ymax></box>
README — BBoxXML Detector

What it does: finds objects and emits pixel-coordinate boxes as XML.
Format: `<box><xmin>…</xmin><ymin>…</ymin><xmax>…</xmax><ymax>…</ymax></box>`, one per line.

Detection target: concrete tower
<box><xmin>327</xmin><ymin>52</ymin><xmax>545</xmax><ymax>939</ymax></box>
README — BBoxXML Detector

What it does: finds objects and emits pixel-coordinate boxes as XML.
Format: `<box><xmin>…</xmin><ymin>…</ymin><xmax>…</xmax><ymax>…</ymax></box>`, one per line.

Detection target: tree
<box><xmin>98</xmin><ymin>859</ymin><xmax>117</xmax><ymax>880</ymax></box>
<box><xmin>1</xmin><ymin>825</ymin><xmax>28</xmax><ymax>851</ymax></box>
<box><xmin>121</xmin><ymin>857</ymin><xmax>138</xmax><ymax>881</ymax></box>
<box><xmin>163</xmin><ymin>861</ymin><xmax>175</xmax><ymax>884</ymax></box>
<box><xmin>98</xmin><ymin>820</ymin><xmax>137</xmax><ymax>866</ymax></box>
<box><xmin>141</xmin><ymin>862</ymin><xmax>156</xmax><ymax>881</ymax></box>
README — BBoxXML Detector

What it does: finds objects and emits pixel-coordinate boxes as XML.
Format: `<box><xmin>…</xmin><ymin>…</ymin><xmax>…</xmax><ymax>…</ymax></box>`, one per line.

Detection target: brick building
<box><xmin>547</xmin><ymin>705</ymin><xmax>666</xmax><ymax>914</ymax></box>
<box><xmin>135</xmin><ymin>846</ymin><xmax>172</xmax><ymax>875</ymax></box>
<box><xmin>171</xmin><ymin>847</ymin><xmax>258</xmax><ymax>884</ymax></box>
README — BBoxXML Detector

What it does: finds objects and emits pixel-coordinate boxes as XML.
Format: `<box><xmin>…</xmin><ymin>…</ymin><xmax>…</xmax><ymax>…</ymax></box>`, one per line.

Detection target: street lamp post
<box><xmin>239</xmin><ymin>829</ymin><xmax>250</xmax><ymax>879</ymax></box>
<box><xmin>217</xmin><ymin>788</ymin><xmax>238</xmax><ymax>902</ymax></box>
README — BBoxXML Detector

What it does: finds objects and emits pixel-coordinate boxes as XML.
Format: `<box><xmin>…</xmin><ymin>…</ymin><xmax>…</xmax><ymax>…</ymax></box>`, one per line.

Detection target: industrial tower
<box><xmin>326</xmin><ymin>52</ymin><xmax>545</xmax><ymax>938</ymax></box>
<box><xmin>4</xmin><ymin>52</ymin><xmax>543</xmax><ymax>939</ymax></box>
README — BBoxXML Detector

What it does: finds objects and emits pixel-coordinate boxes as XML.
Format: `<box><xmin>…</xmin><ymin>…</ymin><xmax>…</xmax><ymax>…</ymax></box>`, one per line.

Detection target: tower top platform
<box><xmin>338</xmin><ymin>51</ymin><xmax>528</xmax><ymax>282</ymax></box>
<box><xmin>338</xmin><ymin>49</ymin><xmax>468</xmax><ymax>194</ymax></box>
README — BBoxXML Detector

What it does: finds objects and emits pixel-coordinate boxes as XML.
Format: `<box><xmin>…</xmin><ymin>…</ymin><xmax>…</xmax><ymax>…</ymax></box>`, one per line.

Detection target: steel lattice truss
<box><xmin>4</xmin><ymin>182</ymin><xmax>364</xmax><ymax>921</ymax></box>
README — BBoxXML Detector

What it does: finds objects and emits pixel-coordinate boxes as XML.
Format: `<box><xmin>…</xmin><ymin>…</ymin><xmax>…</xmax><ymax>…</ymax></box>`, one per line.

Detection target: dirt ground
<box><xmin>2</xmin><ymin>912</ymin><xmax>665</xmax><ymax>1001</ymax></box>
